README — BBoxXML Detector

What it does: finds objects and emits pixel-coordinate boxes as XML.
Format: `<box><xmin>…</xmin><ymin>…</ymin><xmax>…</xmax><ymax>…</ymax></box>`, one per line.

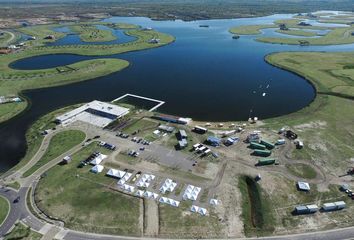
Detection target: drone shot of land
<box><xmin>0</xmin><ymin>1</ymin><xmax>353</xmax><ymax>240</ymax></box>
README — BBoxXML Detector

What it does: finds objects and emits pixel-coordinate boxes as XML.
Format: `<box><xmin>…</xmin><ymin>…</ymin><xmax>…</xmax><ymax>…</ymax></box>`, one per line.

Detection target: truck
<box><xmin>260</xmin><ymin>139</ymin><xmax>275</xmax><ymax>149</ymax></box>
<box><xmin>257</xmin><ymin>158</ymin><xmax>276</xmax><ymax>166</ymax></box>
<box><xmin>253</xmin><ymin>149</ymin><xmax>271</xmax><ymax>157</ymax></box>
<box><xmin>250</xmin><ymin>142</ymin><xmax>266</xmax><ymax>150</ymax></box>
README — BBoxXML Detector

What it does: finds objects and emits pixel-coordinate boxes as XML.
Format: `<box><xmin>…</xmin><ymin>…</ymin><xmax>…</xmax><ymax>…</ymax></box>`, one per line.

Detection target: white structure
<box><xmin>106</xmin><ymin>168</ymin><xmax>126</xmax><ymax>178</ymax></box>
<box><xmin>322</xmin><ymin>201</ymin><xmax>346</xmax><ymax>211</ymax></box>
<box><xmin>117</xmin><ymin>172</ymin><xmax>132</xmax><ymax>185</ymax></box>
<box><xmin>159</xmin><ymin>197</ymin><xmax>180</xmax><ymax>207</ymax></box>
<box><xmin>56</xmin><ymin>100</ymin><xmax>129</xmax><ymax>128</ymax></box>
<box><xmin>91</xmin><ymin>165</ymin><xmax>104</xmax><ymax>173</ymax></box>
<box><xmin>90</xmin><ymin>154</ymin><xmax>107</xmax><ymax>165</ymax></box>
<box><xmin>144</xmin><ymin>191</ymin><xmax>159</xmax><ymax>200</ymax></box>
<box><xmin>123</xmin><ymin>184</ymin><xmax>135</xmax><ymax>193</ymax></box>
<box><xmin>183</xmin><ymin>185</ymin><xmax>201</xmax><ymax>201</ymax></box>
<box><xmin>210</xmin><ymin>199</ymin><xmax>219</xmax><ymax>206</ymax></box>
<box><xmin>297</xmin><ymin>181</ymin><xmax>311</xmax><ymax>191</ymax></box>
<box><xmin>160</xmin><ymin>179</ymin><xmax>177</xmax><ymax>194</ymax></box>
<box><xmin>135</xmin><ymin>190</ymin><xmax>145</xmax><ymax>197</ymax></box>
<box><xmin>136</xmin><ymin>174</ymin><xmax>156</xmax><ymax>188</ymax></box>
<box><xmin>190</xmin><ymin>205</ymin><xmax>208</xmax><ymax>216</ymax></box>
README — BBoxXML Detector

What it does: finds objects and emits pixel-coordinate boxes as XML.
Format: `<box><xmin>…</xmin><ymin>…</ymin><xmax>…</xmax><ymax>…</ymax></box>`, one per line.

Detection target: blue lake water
<box><xmin>2</xmin><ymin>14</ymin><xmax>354</xmax><ymax>172</ymax></box>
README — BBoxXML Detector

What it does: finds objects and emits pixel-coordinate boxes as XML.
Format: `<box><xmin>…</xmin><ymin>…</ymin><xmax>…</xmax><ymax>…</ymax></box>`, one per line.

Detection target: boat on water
<box><xmin>199</xmin><ymin>24</ymin><xmax>209</xmax><ymax>28</ymax></box>
<box><xmin>232</xmin><ymin>35</ymin><xmax>240</xmax><ymax>39</ymax></box>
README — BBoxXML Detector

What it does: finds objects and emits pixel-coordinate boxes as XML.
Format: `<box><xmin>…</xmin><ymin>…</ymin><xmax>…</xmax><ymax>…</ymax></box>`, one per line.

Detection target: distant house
<box><xmin>44</xmin><ymin>35</ymin><xmax>55</xmax><ymax>40</ymax></box>
<box><xmin>297</xmin><ymin>181</ymin><xmax>310</xmax><ymax>191</ymax></box>
<box><xmin>148</xmin><ymin>38</ymin><xmax>160</xmax><ymax>44</ymax></box>
<box><xmin>279</xmin><ymin>23</ymin><xmax>289</xmax><ymax>31</ymax></box>
<box><xmin>298</xmin><ymin>22</ymin><xmax>312</xmax><ymax>27</ymax></box>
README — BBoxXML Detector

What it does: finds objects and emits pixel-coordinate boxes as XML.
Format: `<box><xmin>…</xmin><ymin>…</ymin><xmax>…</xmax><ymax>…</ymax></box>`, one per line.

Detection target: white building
<box><xmin>56</xmin><ymin>100</ymin><xmax>129</xmax><ymax>128</ymax></box>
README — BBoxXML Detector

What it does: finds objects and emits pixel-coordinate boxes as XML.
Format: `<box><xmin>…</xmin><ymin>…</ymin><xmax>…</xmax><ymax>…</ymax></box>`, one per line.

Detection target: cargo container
<box><xmin>253</xmin><ymin>149</ymin><xmax>271</xmax><ymax>157</ymax></box>
<box><xmin>250</xmin><ymin>142</ymin><xmax>266</xmax><ymax>150</ymax></box>
<box><xmin>322</xmin><ymin>203</ymin><xmax>337</xmax><ymax>211</ymax></box>
<box><xmin>295</xmin><ymin>205</ymin><xmax>308</xmax><ymax>214</ymax></box>
<box><xmin>258</xmin><ymin>158</ymin><xmax>276</xmax><ymax>166</ymax></box>
<box><xmin>260</xmin><ymin>139</ymin><xmax>275</xmax><ymax>149</ymax></box>
<box><xmin>307</xmin><ymin>204</ymin><xmax>319</xmax><ymax>213</ymax></box>
<box><xmin>334</xmin><ymin>201</ymin><xmax>346</xmax><ymax>210</ymax></box>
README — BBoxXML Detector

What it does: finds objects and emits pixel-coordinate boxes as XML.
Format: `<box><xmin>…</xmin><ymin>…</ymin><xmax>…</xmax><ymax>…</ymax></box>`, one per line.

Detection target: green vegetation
<box><xmin>276</xmin><ymin>29</ymin><xmax>318</xmax><ymax>37</ymax></box>
<box><xmin>70</xmin><ymin>24</ymin><xmax>117</xmax><ymax>42</ymax></box>
<box><xmin>122</xmin><ymin>118</ymin><xmax>158</xmax><ymax>135</ymax></box>
<box><xmin>0</xmin><ymin>31</ymin><xmax>17</xmax><ymax>47</ymax></box>
<box><xmin>23</xmin><ymin>130</ymin><xmax>85</xmax><ymax>177</ymax></box>
<box><xmin>265</xmin><ymin>52</ymin><xmax>354</xmax><ymax>170</ymax></box>
<box><xmin>35</xmin><ymin>142</ymin><xmax>141</xmax><ymax>235</ymax></box>
<box><xmin>158</xmin><ymin>201</ymin><xmax>222</xmax><ymax>238</ymax></box>
<box><xmin>258</xmin><ymin>26</ymin><xmax>354</xmax><ymax>45</ymax></box>
<box><xmin>6</xmin><ymin>181</ymin><xmax>21</xmax><ymax>190</ymax></box>
<box><xmin>0</xmin><ymin>102</ymin><xmax>27</xmax><ymax>123</ymax></box>
<box><xmin>229</xmin><ymin>24</ymin><xmax>275</xmax><ymax>35</ymax></box>
<box><xmin>286</xmin><ymin>163</ymin><xmax>317</xmax><ymax>179</ymax></box>
<box><xmin>238</xmin><ymin>175</ymin><xmax>275</xmax><ymax>237</ymax></box>
<box><xmin>4</xmin><ymin>223</ymin><xmax>42</xmax><ymax>240</ymax></box>
<box><xmin>0</xmin><ymin>196</ymin><xmax>9</xmax><ymax>226</ymax></box>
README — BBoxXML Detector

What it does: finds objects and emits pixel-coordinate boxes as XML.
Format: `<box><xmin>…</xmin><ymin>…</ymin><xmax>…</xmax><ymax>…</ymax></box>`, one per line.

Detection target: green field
<box><xmin>0</xmin><ymin>196</ymin><xmax>9</xmax><ymax>226</ymax></box>
<box><xmin>0</xmin><ymin>102</ymin><xmax>27</xmax><ymax>123</ymax></box>
<box><xmin>286</xmin><ymin>163</ymin><xmax>317</xmax><ymax>179</ymax></box>
<box><xmin>70</xmin><ymin>24</ymin><xmax>117</xmax><ymax>42</ymax></box>
<box><xmin>265</xmin><ymin>52</ymin><xmax>354</xmax><ymax>171</ymax></box>
<box><xmin>0</xmin><ymin>22</ymin><xmax>175</xmax><ymax>124</ymax></box>
<box><xmin>35</xmin><ymin>142</ymin><xmax>141</xmax><ymax>235</ymax></box>
<box><xmin>229</xmin><ymin>24</ymin><xmax>275</xmax><ymax>35</ymax></box>
<box><xmin>0</xmin><ymin>31</ymin><xmax>16</xmax><ymax>47</ymax></box>
<box><xmin>276</xmin><ymin>29</ymin><xmax>318</xmax><ymax>37</ymax></box>
<box><xmin>4</xmin><ymin>223</ymin><xmax>42</xmax><ymax>240</ymax></box>
<box><xmin>23</xmin><ymin>130</ymin><xmax>86</xmax><ymax>177</ymax></box>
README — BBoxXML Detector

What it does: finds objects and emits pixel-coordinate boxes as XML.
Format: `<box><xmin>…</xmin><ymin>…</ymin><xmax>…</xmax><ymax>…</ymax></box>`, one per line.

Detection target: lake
<box><xmin>1</xmin><ymin>14</ymin><xmax>354</xmax><ymax>172</ymax></box>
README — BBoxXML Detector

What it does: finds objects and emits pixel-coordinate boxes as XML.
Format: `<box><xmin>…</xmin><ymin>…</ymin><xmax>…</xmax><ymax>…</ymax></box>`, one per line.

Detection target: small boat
<box><xmin>266</xmin><ymin>84</ymin><xmax>270</xmax><ymax>88</ymax></box>
<box><xmin>199</xmin><ymin>24</ymin><xmax>209</xmax><ymax>28</ymax></box>
<box><xmin>262</xmin><ymin>93</ymin><xmax>266</xmax><ymax>97</ymax></box>
<box><xmin>232</xmin><ymin>35</ymin><xmax>240</xmax><ymax>39</ymax></box>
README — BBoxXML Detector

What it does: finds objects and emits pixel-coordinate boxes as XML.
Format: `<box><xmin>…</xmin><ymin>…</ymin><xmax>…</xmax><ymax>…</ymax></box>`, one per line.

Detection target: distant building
<box><xmin>297</xmin><ymin>181</ymin><xmax>310</xmax><ymax>191</ymax></box>
<box><xmin>178</xmin><ymin>139</ymin><xmax>188</xmax><ymax>149</ymax></box>
<box><xmin>153</xmin><ymin>114</ymin><xmax>191</xmax><ymax>125</ymax></box>
<box><xmin>148</xmin><ymin>38</ymin><xmax>160</xmax><ymax>44</ymax></box>
<box><xmin>178</xmin><ymin>129</ymin><xmax>187</xmax><ymax>139</ymax></box>
<box><xmin>44</xmin><ymin>35</ymin><xmax>55</xmax><ymax>40</ymax></box>
<box><xmin>193</xmin><ymin>126</ymin><xmax>208</xmax><ymax>134</ymax></box>
<box><xmin>55</xmin><ymin>100</ymin><xmax>129</xmax><ymax>128</ymax></box>
<box><xmin>158</xmin><ymin>125</ymin><xmax>175</xmax><ymax>133</ymax></box>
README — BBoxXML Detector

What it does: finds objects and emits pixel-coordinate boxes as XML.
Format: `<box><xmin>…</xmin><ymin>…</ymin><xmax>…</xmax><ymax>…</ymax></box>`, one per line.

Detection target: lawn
<box><xmin>69</xmin><ymin>24</ymin><xmax>117</xmax><ymax>42</ymax></box>
<box><xmin>23</xmin><ymin>129</ymin><xmax>86</xmax><ymax>177</ymax></box>
<box><xmin>286</xmin><ymin>163</ymin><xmax>317</xmax><ymax>179</ymax></box>
<box><xmin>35</xmin><ymin>142</ymin><xmax>142</xmax><ymax>236</ymax></box>
<box><xmin>158</xmin><ymin>201</ymin><xmax>223</xmax><ymax>238</ymax></box>
<box><xmin>264</xmin><ymin>52</ymin><xmax>354</xmax><ymax>171</ymax></box>
<box><xmin>0</xmin><ymin>102</ymin><xmax>27</xmax><ymax>123</ymax></box>
<box><xmin>4</xmin><ymin>223</ymin><xmax>42</xmax><ymax>240</ymax></box>
<box><xmin>229</xmin><ymin>24</ymin><xmax>276</xmax><ymax>35</ymax></box>
<box><xmin>0</xmin><ymin>196</ymin><xmax>9</xmax><ymax>226</ymax></box>
<box><xmin>122</xmin><ymin>118</ymin><xmax>158</xmax><ymax>135</ymax></box>
<box><xmin>276</xmin><ymin>29</ymin><xmax>318</xmax><ymax>37</ymax></box>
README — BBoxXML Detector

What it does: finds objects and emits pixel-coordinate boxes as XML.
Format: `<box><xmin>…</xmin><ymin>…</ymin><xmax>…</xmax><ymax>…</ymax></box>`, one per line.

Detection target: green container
<box><xmin>260</xmin><ymin>140</ymin><xmax>275</xmax><ymax>149</ymax></box>
<box><xmin>258</xmin><ymin>158</ymin><xmax>276</xmax><ymax>166</ymax></box>
<box><xmin>253</xmin><ymin>149</ymin><xmax>272</xmax><ymax>157</ymax></box>
<box><xmin>250</xmin><ymin>142</ymin><xmax>266</xmax><ymax>150</ymax></box>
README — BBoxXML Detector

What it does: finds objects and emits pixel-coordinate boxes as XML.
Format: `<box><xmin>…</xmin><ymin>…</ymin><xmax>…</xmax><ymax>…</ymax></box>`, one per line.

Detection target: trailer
<box><xmin>258</xmin><ymin>158</ymin><xmax>276</xmax><ymax>166</ymax></box>
<box><xmin>253</xmin><ymin>149</ymin><xmax>271</xmax><ymax>157</ymax></box>
<box><xmin>260</xmin><ymin>139</ymin><xmax>275</xmax><ymax>149</ymax></box>
<box><xmin>193</xmin><ymin>126</ymin><xmax>208</xmax><ymax>134</ymax></box>
<box><xmin>250</xmin><ymin>142</ymin><xmax>266</xmax><ymax>150</ymax></box>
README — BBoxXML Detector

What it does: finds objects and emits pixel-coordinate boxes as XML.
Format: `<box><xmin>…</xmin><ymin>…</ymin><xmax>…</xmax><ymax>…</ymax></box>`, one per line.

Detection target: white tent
<box><xmin>135</xmin><ymin>190</ymin><xmax>144</xmax><ymax>197</ymax></box>
<box><xmin>90</xmin><ymin>154</ymin><xmax>107</xmax><ymax>165</ymax></box>
<box><xmin>90</xmin><ymin>164</ymin><xmax>104</xmax><ymax>173</ymax></box>
<box><xmin>144</xmin><ymin>191</ymin><xmax>153</xmax><ymax>198</ymax></box>
<box><xmin>170</xmin><ymin>200</ymin><xmax>180</xmax><ymax>207</ymax></box>
<box><xmin>183</xmin><ymin>185</ymin><xmax>201</xmax><ymax>201</ymax></box>
<box><xmin>152</xmin><ymin>192</ymin><xmax>159</xmax><ymax>200</ymax></box>
<box><xmin>123</xmin><ymin>172</ymin><xmax>132</xmax><ymax>181</ymax></box>
<box><xmin>159</xmin><ymin>197</ymin><xmax>168</xmax><ymax>203</ymax></box>
<box><xmin>210</xmin><ymin>199</ymin><xmax>219</xmax><ymax>206</ymax></box>
<box><xmin>191</xmin><ymin>205</ymin><xmax>199</xmax><ymax>213</ymax></box>
<box><xmin>198</xmin><ymin>207</ymin><xmax>208</xmax><ymax>216</ymax></box>
<box><xmin>123</xmin><ymin>184</ymin><xmax>135</xmax><ymax>193</ymax></box>
<box><xmin>106</xmin><ymin>168</ymin><xmax>126</xmax><ymax>178</ymax></box>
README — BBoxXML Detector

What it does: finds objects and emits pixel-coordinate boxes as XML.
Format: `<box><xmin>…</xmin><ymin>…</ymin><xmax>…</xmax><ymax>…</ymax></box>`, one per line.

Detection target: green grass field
<box><xmin>4</xmin><ymin>223</ymin><xmax>42</xmax><ymax>240</ymax></box>
<box><xmin>286</xmin><ymin>163</ymin><xmax>317</xmax><ymax>179</ymax></box>
<box><xmin>35</xmin><ymin>142</ymin><xmax>141</xmax><ymax>235</ymax></box>
<box><xmin>0</xmin><ymin>102</ymin><xmax>27</xmax><ymax>123</ymax></box>
<box><xmin>265</xmin><ymin>52</ymin><xmax>354</xmax><ymax>171</ymax></box>
<box><xmin>276</xmin><ymin>29</ymin><xmax>318</xmax><ymax>37</ymax></box>
<box><xmin>0</xmin><ymin>196</ymin><xmax>9</xmax><ymax>226</ymax></box>
<box><xmin>229</xmin><ymin>24</ymin><xmax>276</xmax><ymax>35</ymax></box>
<box><xmin>23</xmin><ymin>130</ymin><xmax>86</xmax><ymax>177</ymax></box>
<box><xmin>70</xmin><ymin>24</ymin><xmax>117</xmax><ymax>42</ymax></box>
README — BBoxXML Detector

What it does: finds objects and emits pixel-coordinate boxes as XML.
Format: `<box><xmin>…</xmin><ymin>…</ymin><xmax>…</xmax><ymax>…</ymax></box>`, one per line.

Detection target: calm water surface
<box><xmin>2</xmin><ymin>14</ymin><xmax>354</xmax><ymax>172</ymax></box>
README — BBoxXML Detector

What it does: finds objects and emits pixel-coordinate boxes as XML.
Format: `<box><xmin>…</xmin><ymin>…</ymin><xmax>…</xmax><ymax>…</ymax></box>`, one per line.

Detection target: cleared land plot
<box><xmin>35</xmin><ymin>142</ymin><xmax>142</xmax><ymax>236</ymax></box>
<box><xmin>23</xmin><ymin>129</ymin><xmax>85</xmax><ymax>177</ymax></box>
<box><xmin>4</xmin><ymin>222</ymin><xmax>42</xmax><ymax>240</ymax></box>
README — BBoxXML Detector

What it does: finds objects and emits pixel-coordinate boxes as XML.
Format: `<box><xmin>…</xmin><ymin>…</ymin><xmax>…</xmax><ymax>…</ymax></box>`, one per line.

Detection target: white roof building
<box><xmin>159</xmin><ymin>197</ymin><xmax>180</xmax><ymax>207</ymax></box>
<box><xmin>160</xmin><ymin>178</ymin><xmax>177</xmax><ymax>194</ymax></box>
<box><xmin>135</xmin><ymin>190</ymin><xmax>145</xmax><ymax>197</ymax></box>
<box><xmin>90</xmin><ymin>164</ymin><xmax>104</xmax><ymax>173</ymax></box>
<box><xmin>297</xmin><ymin>181</ymin><xmax>311</xmax><ymax>191</ymax></box>
<box><xmin>90</xmin><ymin>154</ymin><xmax>107</xmax><ymax>165</ymax></box>
<box><xmin>106</xmin><ymin>168</ymin><xmax>126</xmax><ymax>178</ymax></box>
<box><xmin>55</xmin><ymin>100</ymin><xmax>129</xmax><ymax>128</ymax></box>
<box><xmin>136</xmin><ymin>174</ymin><xmax>155</xmax><ymax>188</ymax></box>
<box><xmin>183</xmin><ymin>185</ymin><xmax>201</xmax><ymax>201</ymax></box>
<box><xmin>210</xmin><ymin>199</ymin><xmax>219</xmax><ymax>206</ymax></box>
